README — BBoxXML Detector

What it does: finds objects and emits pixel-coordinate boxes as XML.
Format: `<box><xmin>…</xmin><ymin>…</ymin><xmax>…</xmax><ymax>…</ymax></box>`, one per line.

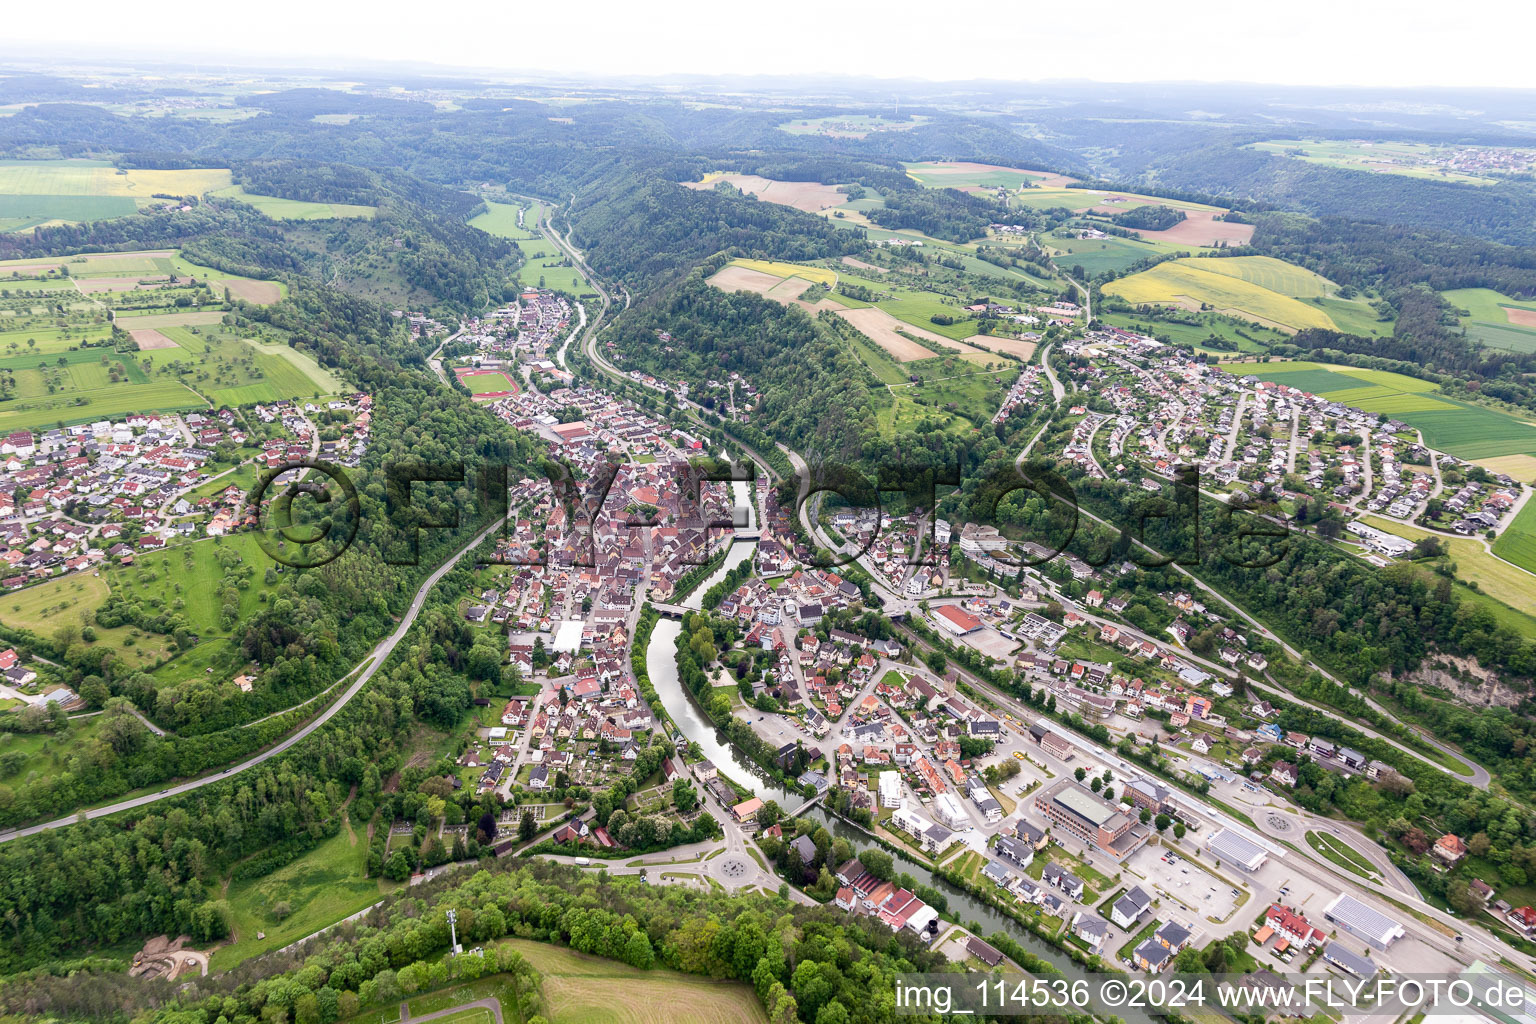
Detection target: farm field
<box><xmin>469</xmin><ymin>199</ymin><xmax>540</xmax><ymax>240</ymax></box>
<box><xmin>1443</xmin><ymin>287</ymin><xmax>1536</xmax><ymax>354</ymax></box>
<box><xmin>1491</xmin><ymin>492</ymin><xmax>1536</xmax><ymax>575</ymax></box>
<box><xmin>500</xmin><ymin>937</ymin><xmax>768</xmax><ymax>1024</ymax></box>
<box><xmin>212</xmin><ymin>824</ymin><xmax>393</xmax><ymax>972</ymax></box>
<box><xmin>681</xmin><ymin>173</ymin><xmax>847</xmax><ymax>212</ymax></box>
<box><xmin>904</xmin><ymin>161</ymin><xmax>1074</xmax><ymax>189</ymax></box>
<box><xmin>1104</xmin><ymin>256</ymin><xmax>1376</xmax><ymax>333</ymax></box>
<box><xmin>512</xmin><ymin>234</ymin><xmax>588</xmax><ymax>295</ymax></box>
<box><xmin>1247</xmin><ymin>139</ymin><xmax>1506</xmax><ymax>185</ymax></box>
<box><xmin>1228</xmin><ymin>361</ymin><xmax>1536</xmax><ymax>457</ymax></box>
<box><xmin>0</xmin><ymin>249</ymin><xmax>284</xmax><ymax>303</ymax></box>
<box><xmin>214</xmin><ymin>185</ymin><xmax>375</xmax><ymax>221</ymax></box>
<box><xmin>0</xmin><ymin>378</ymin><xmax>204</xmax><ymax>433</ymax></box>
<box><xmin>837</xmin><ymin>306</ymin><xmax>986</xmax><ymax>362</ymax></box>
<box><xmin>144</xmin><ymin>325</ymin><xmax>344</xmax><ymax>405</ymax></box>
<box><xmin>1049</xmin><ymin>233</ymin><xmax>1171</xmax><ymax>275</ymax></box>
<box><xmin>1362</xmin><ymin>515</ymin><xmax>1536</xmax><ymax>617</ymax></box>
<box><xmin>0</xmin><ymin>160</ymin><xmax>234</xmax><ymax>228</ymax></box>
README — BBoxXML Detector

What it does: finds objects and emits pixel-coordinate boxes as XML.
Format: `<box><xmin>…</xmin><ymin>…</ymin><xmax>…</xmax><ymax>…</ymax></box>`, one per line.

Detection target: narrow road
<box><xmin>399</xmin><ymin>998</ymin><xmax>503</xmax><ymax>1024</ymax></box>
<box><xmin>0</xmin><ymin>515</ymin><xmax>507</xmax><ymax>844</ymax></box>
<box><xmin>1063</xmin><ymin>497</ymin><xmax>1491</xmax><ymax>788</ymax></box>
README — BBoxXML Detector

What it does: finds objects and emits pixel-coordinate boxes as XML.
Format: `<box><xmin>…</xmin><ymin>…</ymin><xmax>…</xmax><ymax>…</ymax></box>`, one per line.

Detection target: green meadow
<box><xmin>214</xmin><ymin>185</ymin><xmax>375</xmax><ymax>221</ymax></box>
<box><xmin>1443</xmin><ymin>287</ymin><xmax>1536</xmax><ymax>354</ymax></box>
<box><xmin>1236</xmin><ymin>361</ymin><xmax>1536</xmax><ymax>458</ymax></box>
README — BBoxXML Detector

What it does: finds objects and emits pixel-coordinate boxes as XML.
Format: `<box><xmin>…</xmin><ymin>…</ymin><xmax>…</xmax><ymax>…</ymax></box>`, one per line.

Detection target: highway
<box><xmin>0</xmin><ymin>514</ymin><xmax>507</xmax><ymax>844</ymax></box>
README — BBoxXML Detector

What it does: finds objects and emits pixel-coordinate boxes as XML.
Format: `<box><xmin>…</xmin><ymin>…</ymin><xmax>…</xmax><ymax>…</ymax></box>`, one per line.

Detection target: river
<box><xmin>642</xmin><ymin>479</ymin><xmax>1119</xmax><ymax>1000</ymax></box>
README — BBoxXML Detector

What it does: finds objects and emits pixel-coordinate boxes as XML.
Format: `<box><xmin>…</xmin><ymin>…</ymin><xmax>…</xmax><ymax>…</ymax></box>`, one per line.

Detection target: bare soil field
<box><xmin>1133</xmin><ymin>209</ymin><xmax>1254</xmax><ymax>247</ymax></box>
<box><xmin>130</xmin><ymin>329</ymin><xmax>178</xmax><ymax>350</ymax></box>
<box><xmin>963</xmin><ymin>335</ymin><xmax>1038</xmax><ymax>360</ymax></box>
<box><xmin>1503</xmin><ymin>306</ymin><xmax>1536</xmax><ymax>329</ymax></box>
<box><xmin>222</xmin><ymin>278</ymin><xmax>282</xmax><ymax>304</ymax></box>
<box><xmin>706</xmin><ymin>264</ymin><xmax>784</xmax><ymax>297</ymax></box>
<box><xmin>837</xmin><ymin>307</ymin><xmax>982</xmax><ymax>362</ymax></box>
<box><xmin>682</xmin><ymin>174</ymin><xmax>846</xmax><ymax>212</ymax></box>
<box><xmin>764</xmin><ymin>276</ymin><xmax>844</xmax><ymax>313</ymax></box>
<box><xmin>841</xmin><ymin>255</ymin><xmax>888</xmax><ymax>274</ymax></box>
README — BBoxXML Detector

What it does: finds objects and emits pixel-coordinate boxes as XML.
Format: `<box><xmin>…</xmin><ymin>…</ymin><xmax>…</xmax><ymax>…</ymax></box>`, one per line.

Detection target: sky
<box><xmin>6</xmin><ymin>0</ymin><xmax>1536</xmax><ymax>91</ymax></box>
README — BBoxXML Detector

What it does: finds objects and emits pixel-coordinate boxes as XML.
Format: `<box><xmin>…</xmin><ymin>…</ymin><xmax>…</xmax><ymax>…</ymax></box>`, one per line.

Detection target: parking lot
<box><xmin>1125</xmin><ymin>845</ymin><xmax>1242</xmax><ymax>926</ymax></box>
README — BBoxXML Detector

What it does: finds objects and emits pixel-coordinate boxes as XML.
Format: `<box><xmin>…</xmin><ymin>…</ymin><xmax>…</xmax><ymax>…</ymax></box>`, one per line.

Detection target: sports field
<box><xmin>1235</xmin><ymin>361</ymin><xmax>1536</xmax><ymax>458</ymax></box>
<box><xmin>214</xmin><ymin>185</ymin><xmax>375</xmax><ymax>221</ymax></box>
<box><xmin>1104</xmin><ymin>256</ymin><xmax>1360</xmax><ymax>332</ymax></box>
<box><xmin>460</xmin><ymin>369</ymin><xmax>518</xmax><ymax>397</ymax></box>
<box><xmin>1443</xmin><ymin>287</ymin><xmax>1536</xmax><ymax>354</ymax></box>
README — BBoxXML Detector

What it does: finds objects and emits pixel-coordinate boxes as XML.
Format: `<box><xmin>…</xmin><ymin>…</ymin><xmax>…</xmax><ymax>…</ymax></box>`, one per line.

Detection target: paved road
<box><xmin>400</xmin><ymin>998</ymin><xmax>503</xmax><ymax>1024</ymax></box>
<box><xmin>0</xmin><ymin>515</ymin><xmax>507</xmax><ymax>844</ymax></box>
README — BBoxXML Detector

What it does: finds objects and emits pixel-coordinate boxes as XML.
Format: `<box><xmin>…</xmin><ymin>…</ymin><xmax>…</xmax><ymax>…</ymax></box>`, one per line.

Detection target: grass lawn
<box><xmin>2</xmin><ymin>572</ymin><xmax>110</xmax><ymax>633</ymax></box>
<box><xmin>107</xmin><ymin>534</ymin><xmax>278</xmax><ymax>636</ymax></box>
<box><xmin>1305</xmin><ymin>830</ymin><xmax>1380</xmax><ymax>882</ymax></box>
<box><xmin>501</xmin><ymin>937</ymin><xmax>767</xmax><ymax>1024</ymax></box>
<box><xmin>469</xmin><ymin>200</ymin><xmax>540</xmax><ymax>240</ymax></box>
<box><xmin>1361</xmin><ymin>515</ymin><xmax>1536</xmax><ymax>618</ymax></box>
<box><xmin>1116</xmin><ymin>918</ymin><xmax>1161</xmax><ymax>960</ymax></box>
<box><xmin>212</xmin><ymin>823</ymin><xmax>393</xmax><ymax>972</ymax></box>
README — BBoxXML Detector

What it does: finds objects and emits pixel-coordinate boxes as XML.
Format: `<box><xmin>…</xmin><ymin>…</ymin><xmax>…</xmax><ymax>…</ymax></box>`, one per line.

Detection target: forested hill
<box><xmin>1140</xmin><ymin>142</ymin><xmax>1536</xmax><ymax>247</ymax></box>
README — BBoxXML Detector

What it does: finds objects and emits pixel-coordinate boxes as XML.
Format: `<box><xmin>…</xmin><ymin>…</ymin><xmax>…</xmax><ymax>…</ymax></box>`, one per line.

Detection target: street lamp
<box><xmin>447</xmin><ymin>909</ymin><xmax>461</xmax><ymax>954</ymax></box>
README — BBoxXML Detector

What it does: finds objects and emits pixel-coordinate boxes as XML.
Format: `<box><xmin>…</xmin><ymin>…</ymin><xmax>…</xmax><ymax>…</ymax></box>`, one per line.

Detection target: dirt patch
<box><xmin>962</xmin><ymin>335</ymin><xmax>1037</xmax><ymax>360</ymax></box>
<box><xmin>841</xmin><ymin>255</ymin><xmax>888</xmax><ymax>274</ymax></box>
<box><xmin>1133</xmin><ymin>209</ymin><xmax>1254</xmax><ymax>247</ymax></box>
<box><xmin>682</xmin><ymin>174</ymin><xmax>846</xmax><ymax>213</ymax></box>
<box><xmin>1501</xmin><ymin>306</ymin><xmax>1536</xmax><ymax>329</ymax></box>
<box><xmin>763</xmin><ymin>277</ymin><xmax>844</xmax><ymax>313</ymax></box>
<box><xmin>837</xmin><ymin>306</ymin><xmax>981</xmax><ymax>362</ymax></box>
<box><xmin>130</xmin><ymin>329</ymin><xmax>178</xmax><ymax>350</ymax></box>
<box><xmin>223</xmin><ymin>278</ymin><xmax>283</xmax><ymax>304</ymax></box>
<box><xmin>706</xmin><ymin>265</ymin><xmax>784</xmax><ymax>297</ymax></box>
<box><xmin>75</xmin><ymin>276</ymin><xmax>172</xmax><ymax>292</ymax></box>
<box><xmin>131</xmin><ymin>934</ymin><xmax>209</xmax><ymax>981</ymax></box>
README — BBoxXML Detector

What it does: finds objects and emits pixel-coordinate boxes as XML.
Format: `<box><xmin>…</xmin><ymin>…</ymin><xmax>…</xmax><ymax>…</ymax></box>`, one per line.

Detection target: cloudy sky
<box><xmin>6</xmin><ymin>0</ymin><xmax>1534</xmax><ymax>90</ymax></box>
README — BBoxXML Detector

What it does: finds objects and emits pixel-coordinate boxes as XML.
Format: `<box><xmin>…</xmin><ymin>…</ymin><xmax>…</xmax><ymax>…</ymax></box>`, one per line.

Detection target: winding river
<box><xmin>642</xmin><ymin>480</ymin><xmax>1123</xmax><ymax>1001</ymax></box>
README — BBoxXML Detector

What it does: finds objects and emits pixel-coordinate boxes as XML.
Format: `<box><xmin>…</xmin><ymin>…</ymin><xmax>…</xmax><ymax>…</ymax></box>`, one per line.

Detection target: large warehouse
<box><xmin>1205</xmin><ymin>828</ymin><xmax>1270</xmax><ymax>872</ymax></box>
<box><xmin>933</xmin><ymin>605</ymin><xmax>984</xmax><ymax>635</ymax></box>
<box><xmin>1323</xmin><ymin>893</ymin><xmax>1406</xmax><ymax>948</ymax></box>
